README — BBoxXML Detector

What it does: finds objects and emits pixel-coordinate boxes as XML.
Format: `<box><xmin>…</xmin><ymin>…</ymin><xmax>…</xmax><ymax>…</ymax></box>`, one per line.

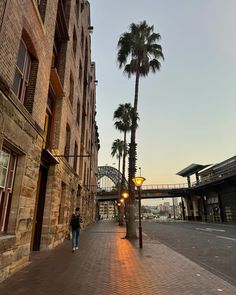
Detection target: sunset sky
<box><xmin>90</xmin><ymin>0</ymin><xmax>236</xmax><ymax>196</ymax></box>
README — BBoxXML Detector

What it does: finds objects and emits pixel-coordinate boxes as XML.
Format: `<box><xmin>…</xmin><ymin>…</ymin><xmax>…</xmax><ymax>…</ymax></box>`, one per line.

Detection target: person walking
<box><xmin>70</xmin><ymin>207</ymin><xmax>82</xmax><ymax>252</ymax></box>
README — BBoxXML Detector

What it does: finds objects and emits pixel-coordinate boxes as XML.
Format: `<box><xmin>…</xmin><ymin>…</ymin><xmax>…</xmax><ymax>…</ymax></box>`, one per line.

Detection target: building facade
<box><xmin>178</xmin><ymin>156</ymin><xmax>236</xmax><ymax>223</ymax></box>
<box><xmin>0</xmin><ymin>0</ymin><xmax>99</xmax><ymax>281</ymax></box>
<box><xmin>99</xmin><ymin>201</ymin><xmax>117</xmax><ymax>220</ymax></box>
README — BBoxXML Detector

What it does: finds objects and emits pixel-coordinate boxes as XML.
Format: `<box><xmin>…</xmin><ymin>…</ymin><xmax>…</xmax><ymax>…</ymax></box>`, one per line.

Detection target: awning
<box><xmin>177</xmin><ymin>164</ymin><xmax>210</xmax><ymax>177</ymax></box>
<box><xmin>41</xmin><ymin>149</ymin><xmax>59</xmax><ymax>165</ymax></box>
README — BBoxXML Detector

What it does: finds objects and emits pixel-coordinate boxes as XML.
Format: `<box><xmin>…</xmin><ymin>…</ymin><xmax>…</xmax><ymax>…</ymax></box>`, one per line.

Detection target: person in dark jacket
<box><xmin>70</xmin><ymin>207</ymin><xmax>82</xmax><ymax>252</ymax></box>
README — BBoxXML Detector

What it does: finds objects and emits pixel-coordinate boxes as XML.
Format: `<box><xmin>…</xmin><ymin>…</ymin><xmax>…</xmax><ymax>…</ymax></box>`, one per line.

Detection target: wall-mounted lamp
<box><xmin>88</xmin><ymin>26</ymin><xmax>94</xmax><ymax>33</ymax></box>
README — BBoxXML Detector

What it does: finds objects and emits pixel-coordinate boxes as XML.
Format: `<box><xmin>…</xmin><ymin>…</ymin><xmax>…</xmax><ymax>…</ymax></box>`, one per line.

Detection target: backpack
<box><xmin>70</xmin><ymin>213</ymin><xmax>81</xmax><ymax>229</ymax></box>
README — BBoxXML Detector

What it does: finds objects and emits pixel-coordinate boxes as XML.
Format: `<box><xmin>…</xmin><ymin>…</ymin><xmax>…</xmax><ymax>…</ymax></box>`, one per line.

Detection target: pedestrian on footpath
<box><xmin>70</xmin><ymin>207</ymin><xmax>82</xmax><ymax>252</ymax></box>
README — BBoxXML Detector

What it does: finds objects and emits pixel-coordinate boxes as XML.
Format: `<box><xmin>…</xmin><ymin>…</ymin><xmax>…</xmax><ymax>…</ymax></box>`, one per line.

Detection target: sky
<box><xmin>89</xmin><ymin>0</ymin><xmax>236</xmax><ymax>198</ymax></box>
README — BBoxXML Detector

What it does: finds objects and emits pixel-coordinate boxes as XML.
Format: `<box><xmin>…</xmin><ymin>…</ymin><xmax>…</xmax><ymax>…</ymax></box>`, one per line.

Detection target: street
<box><xmin>142</xmin><ymin>220</ymin><xmax>236</xmax><ymax>286</ymax></box>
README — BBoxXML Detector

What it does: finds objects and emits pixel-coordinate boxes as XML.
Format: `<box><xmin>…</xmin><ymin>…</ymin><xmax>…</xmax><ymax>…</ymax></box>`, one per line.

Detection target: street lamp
<box><xmin>122</xmin><ymin>191</ymin><xmax>129</xmax><ymax>199</ymax></box>
<box><xmin>118</xmin><ymin>192</ymin><xmax>129</xmax><ymax>226</ymax></box>
<box><xmin>121</xmin><ymin>191</ymin><xmax>129</xmax><ymax>225</ymax></box>
<box><xmin>132</xmin><ymin>176</ymin><xmax>146</xmax><ymax>248</ymax></box>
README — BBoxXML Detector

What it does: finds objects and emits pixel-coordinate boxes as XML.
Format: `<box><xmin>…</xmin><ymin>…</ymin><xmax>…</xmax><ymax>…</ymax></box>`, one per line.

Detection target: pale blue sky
<box><xmin>90</xmin><ymin>0</ymin><xmax>236</xmax><ymax>187</ymax></box>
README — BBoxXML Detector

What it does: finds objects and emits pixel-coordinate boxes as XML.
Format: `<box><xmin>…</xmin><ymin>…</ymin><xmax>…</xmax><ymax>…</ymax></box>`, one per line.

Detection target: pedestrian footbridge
<box><xmin>97</xmin><ymin>166</ymin><xmax>188</xmax><ymax>201</ymax></box>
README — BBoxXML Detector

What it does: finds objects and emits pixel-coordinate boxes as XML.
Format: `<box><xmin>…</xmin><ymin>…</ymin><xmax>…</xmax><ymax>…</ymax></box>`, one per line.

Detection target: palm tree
<box><xmin>113</xmin><ymin>103</ymin><xmax>133</xmax><ymax>188</ymax></box>
<box><xmin>111</xmin><ymin>139</ymin><xmax>124</xmax><ymax>177</ymax></box>
<box><xmin>111</xmin><ymin>138</ymin><xmax>125</xmax><ymax>226</ymax></box>
<box><xmin>117</xmin><ymin>20</ymin><xmax>164</xmax><ymax>238</ymax></box>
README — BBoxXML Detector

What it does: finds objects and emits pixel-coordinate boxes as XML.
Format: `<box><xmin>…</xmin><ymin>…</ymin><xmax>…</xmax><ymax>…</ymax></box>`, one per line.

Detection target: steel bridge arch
<box><xmin>98</xmin><ymin>166</ymin><xmax>128</xmax><ymax>188</ymax></box>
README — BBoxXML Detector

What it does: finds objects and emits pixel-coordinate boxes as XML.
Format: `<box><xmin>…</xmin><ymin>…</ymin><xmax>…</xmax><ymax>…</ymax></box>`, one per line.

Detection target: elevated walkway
<box><xmin>97</xmin><ymin>183</ymin><xmax>188</xmax><ymax>201</ymax></box>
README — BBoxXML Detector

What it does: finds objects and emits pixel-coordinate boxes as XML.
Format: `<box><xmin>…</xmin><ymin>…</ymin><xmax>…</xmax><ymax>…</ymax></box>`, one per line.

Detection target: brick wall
<box><xmin>0</xmin><ymin>0</ymin><xmax>99</xmax><ymax>281</ymax></box>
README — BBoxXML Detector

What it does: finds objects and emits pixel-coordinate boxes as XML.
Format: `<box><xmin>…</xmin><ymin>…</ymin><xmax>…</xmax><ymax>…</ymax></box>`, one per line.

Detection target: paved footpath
<box><xmin>0</xmin><ymin>221</ymin><xmax>235</xmax><ymax>295</ymax></box>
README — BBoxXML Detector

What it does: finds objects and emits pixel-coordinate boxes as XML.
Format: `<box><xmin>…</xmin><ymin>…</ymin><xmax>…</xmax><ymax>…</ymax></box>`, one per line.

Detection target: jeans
<box><xmin>72</xmin><ymin>228</ymin><xmax>80</xmax><ymax>249</ymax></box>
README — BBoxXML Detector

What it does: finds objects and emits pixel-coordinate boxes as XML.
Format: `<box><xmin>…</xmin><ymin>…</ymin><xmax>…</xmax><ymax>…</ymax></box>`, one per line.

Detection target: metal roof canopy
<box><xmin>177</xmin><ymin>164</ymin><xmax>210</xmax><ymax>177</ymax></box>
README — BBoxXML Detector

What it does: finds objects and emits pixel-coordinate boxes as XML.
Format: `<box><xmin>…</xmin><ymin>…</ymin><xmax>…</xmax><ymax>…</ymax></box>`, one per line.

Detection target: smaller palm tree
<box><xmin>113</xmin><ymin>103</ymin><xmax>133</xmax><ymax>186</ymax></box>
<box><xmin>111</xmin><ymin>139</ymin><xmax>124</xmax><ymax>176</ymax></box>
<box><xmin>111</xmin><ymin>139</ymin><xmax>125</xmax><ymax>226</ymax></box>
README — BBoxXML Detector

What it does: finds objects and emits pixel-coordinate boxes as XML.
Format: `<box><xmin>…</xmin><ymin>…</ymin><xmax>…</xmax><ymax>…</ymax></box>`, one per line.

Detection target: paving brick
<box><xmin>0</xmin><ymin>221</ymin><xmax>235</xmax><ymax>295</ymax></box>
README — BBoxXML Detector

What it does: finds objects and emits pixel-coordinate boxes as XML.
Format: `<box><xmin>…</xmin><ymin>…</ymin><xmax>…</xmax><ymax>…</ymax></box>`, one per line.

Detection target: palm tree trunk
<box><xmin>118</xmin><ymin>155</ymin><xmax>124</xmax><ymax>225</ymax></box>
<box><xmin>126</xmin><ymin>69</ymin><xmax>140</xmax><ymax>238</ymax></box>
<box><xmin>121</xmin><ymin>131</ymin><xmax>127</xmax><ymax>188</ymax></box>
<box><xmin>122</xmin><ymin>131</ymin><xmax>127</xmax><ymax>227</ymax></box>
<box><xmin>118</xmin><ymin>155</ymin><xmax>121</xmax><ymax>174</ymax></box>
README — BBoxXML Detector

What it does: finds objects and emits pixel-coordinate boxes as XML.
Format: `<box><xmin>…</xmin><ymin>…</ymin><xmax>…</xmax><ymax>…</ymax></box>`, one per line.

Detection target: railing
<box><xmin>141</xmin><ymin>183</ymin><xmax>188</xmax><ymax>190</ymax></box>
<box><xmin>97</xmin><ymin>183</ymin><xmax>188</xmax><ymax>193</ymax></box>
<box><xmin>191</xmin><ymin>162</ymin><xmax>236</xmax><ymax>187</ymax></box>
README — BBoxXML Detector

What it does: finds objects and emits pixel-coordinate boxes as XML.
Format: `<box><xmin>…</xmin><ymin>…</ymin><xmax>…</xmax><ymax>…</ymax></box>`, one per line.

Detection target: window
<box><xmin>0</xmin><ymin>148</ymin><xmax>17</xmax><ymax>233</ymax></box>
<box><xmin>73</xmin><ymin>27</ymin><xmax>77</xmax><ymax>57</ymax></box>
<box><xmin>69</xmin><ymin>73</ymin><xmax>74</xmax><ymax>106</ymax></box>
<box><xmin>52</xmin><ymin>28</ymin><xmax>61</xmax><ymax>70</ymax></box>
<box><xmin>73</xmin><ymin>142</ymin><xmax>78</xmax><ymax>171</ymax></box>
<box><xmin>35</xmin><ymin>0</ymin><xmax>47</xmax><ymax>22</ymax></box>
<box><xmin>76</xmin><ymin>0</ymin><xmax>80</xmax><ymax>22</ymax></box>
<box><xmin>79</xmin><ymin>146</ymin><xmax>83</xmax><ymax>177</ymax></box>
<box><xmin>58</xmin><ymin>182</ymin><xmax>66</xmax><ymax>224</ymax></box>
<box><xmin>83</xmin><ymin>162</ymin><xmax>86</xmax><ymax>186</ymax></box>
<box><xmin>12</xmin><ymin>40</ymin><xmax>32</xmax><ymax>104</ymax></box>
<box><xmin>79</xmin><ymin>61</ymin><xmax>82</xmax><ymax>87</ymax></box>
<box><xmin>81</xmin><ymin>1</ymin><xmax>84</xmax><ymax>12</ymax></box>
<box><xmin>76</xmin><ymin>101</ymin><xmax>80</xmax><ymax>125</ymax></box>
<box><xmin>81</xmin><ymin>28</ymin><xmax>84</xmax><ymax>54</ymax></box>
<box><xmin>52</xmin><ymin>1</ymin><xmax>69</xmax><ymax>75</ymax></box>
<box><xmin>43</xmin><ymin>88</ymin><xmax>55</xmax><ymax>150</ymax></box>
<box><xmin>64</xmin><ymin>124</ymin><xmax>71</xmax><ymax>161</ymax></box>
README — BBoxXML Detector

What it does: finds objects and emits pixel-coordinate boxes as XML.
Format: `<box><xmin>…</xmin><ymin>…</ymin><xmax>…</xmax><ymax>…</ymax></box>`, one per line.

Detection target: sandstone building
<box><xmin>0</xmin><ymin>0</ymin><xmax>99</xmax><ymax>281</ymax></box>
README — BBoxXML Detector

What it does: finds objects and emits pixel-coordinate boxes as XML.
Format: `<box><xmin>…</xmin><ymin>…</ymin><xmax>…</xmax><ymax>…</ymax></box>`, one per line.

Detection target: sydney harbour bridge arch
<box><xmin>97</xmin><ymin>166</ymin><xmax>128</xmax><ymax>192</ymax></box>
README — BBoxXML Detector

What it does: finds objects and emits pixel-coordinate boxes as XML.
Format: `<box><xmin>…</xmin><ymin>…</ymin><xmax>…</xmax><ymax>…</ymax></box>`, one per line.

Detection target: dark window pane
<box><xmin>47</xmin><ymin>95</ymin><xmax>53</xmax><ymax>113</ymax></box>
<box><xmin>17</xmin><ymin>41</ymin><xmax>26</xmax><ymax>72</ymax></box>
<box><xmin>13</xmin><ymin>40</ymin><xmax>33</xmax><ymax>104</ymax></box>
<box><xmin>12</xmin><ymin>71</ymin><xmax>21</xmax><ymax>96</ymax></box>
<box><xmin>25</xmin><ymin>54</ymin><xmax>32</xmax><ymax>83</ymax></box>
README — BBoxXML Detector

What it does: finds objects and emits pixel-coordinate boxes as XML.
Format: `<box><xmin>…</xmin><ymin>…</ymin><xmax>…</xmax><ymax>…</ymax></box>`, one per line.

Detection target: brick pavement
<box><xmin>0</xmin><ymin>221</ymin><xmax>235</xmax><ymax>295</ymax></box>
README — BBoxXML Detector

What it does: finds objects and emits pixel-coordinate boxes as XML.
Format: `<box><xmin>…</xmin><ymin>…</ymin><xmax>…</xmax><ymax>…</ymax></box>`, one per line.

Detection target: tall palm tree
<box><xmin>113</xmin><ymin>103</ymin><xmax>133</xmax><ymax>188</ymax></box>
<box><xmin>117</xmin><ymin>20</ymin><xmax>164</xmax><ymax>238</ymax></box>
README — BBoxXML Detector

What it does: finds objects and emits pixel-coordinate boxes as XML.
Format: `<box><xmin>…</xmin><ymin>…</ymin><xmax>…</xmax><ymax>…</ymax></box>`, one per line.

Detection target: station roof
<box><xmin>176</xmin><ymin>164</ymin><xmax>210</xmax><ymax>177</ymax></box>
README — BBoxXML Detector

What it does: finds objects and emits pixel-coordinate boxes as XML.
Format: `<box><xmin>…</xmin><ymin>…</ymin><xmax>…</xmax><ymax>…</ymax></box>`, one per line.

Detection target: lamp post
<box><xmin>132</xmin><ymin>176</ymin><xmax>146</xmax><ymax>248</ymax></box>
<box><xmin>118</xmin><ymin>192</ymin><xmax>129</xmax><ymax>226</ymax></box>
<box><xmin>121</xmin><ymin>191</ymin><xmax>129</xmax><ymax>225</ymax></box>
